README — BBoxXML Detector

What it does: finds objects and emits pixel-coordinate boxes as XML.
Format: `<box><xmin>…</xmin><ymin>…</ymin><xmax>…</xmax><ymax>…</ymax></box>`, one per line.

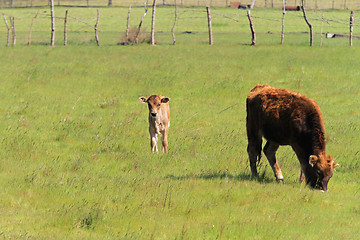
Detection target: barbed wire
<box><xmin>0</xmin><ymin>4</ymin><xmax>357</xmax><ymax>46</ymax></box>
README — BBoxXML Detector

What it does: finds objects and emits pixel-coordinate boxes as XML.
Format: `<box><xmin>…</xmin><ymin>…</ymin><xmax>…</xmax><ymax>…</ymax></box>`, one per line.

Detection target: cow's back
<box><xmin>246</xmin><ymin>84</ymin><xmax>324</xmax><ymax>145</ymax></box>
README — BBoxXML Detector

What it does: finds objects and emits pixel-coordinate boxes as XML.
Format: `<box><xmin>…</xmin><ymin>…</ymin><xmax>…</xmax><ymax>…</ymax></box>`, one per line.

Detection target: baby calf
<box><xmin>139</xmin><ymin>95</ymin><xmax>170</xmax><ymax>153</ymax></box>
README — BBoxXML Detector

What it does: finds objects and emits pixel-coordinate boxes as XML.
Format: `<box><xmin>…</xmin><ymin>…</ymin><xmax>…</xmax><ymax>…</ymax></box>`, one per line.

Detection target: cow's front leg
<box><xmin>299</xmin><ymin>169</ymin><xmax>305</xmax><ymax>182</ymax></box>
<box><xmin>149</xmin><ymin>128</ymin><xmax>158</xmax><ymax>153</ymax></box>
<box><xmin>292</xmin><ymin>144</ymin><xmax>310</xmax><ymax>184</ymax></box>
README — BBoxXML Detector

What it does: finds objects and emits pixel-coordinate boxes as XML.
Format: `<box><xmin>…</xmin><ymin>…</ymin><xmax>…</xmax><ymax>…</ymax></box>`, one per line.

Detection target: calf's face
<box><xmin>139</xmin><ymin>95</ymin><xmax>170</xmax><ymax>118</ymax></box>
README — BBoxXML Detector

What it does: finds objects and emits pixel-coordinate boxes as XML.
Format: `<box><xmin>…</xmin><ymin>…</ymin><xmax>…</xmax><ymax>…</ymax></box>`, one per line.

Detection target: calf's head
<box><xmin>308</xmin><ymin>154</ymin><xmax>338</xmax><ymax>191</ymax></box>
<box><xmin>139</xmin><ymin>95</ymin><xmax>170</xmax><ymax>118</ymax></box>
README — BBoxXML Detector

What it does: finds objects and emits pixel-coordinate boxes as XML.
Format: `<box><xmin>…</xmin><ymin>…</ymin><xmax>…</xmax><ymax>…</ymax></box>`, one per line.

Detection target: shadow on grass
<box><xmin>165</xmin><ymin>171</ymin><xmax>274</xmax><ymax>184</ymax></box>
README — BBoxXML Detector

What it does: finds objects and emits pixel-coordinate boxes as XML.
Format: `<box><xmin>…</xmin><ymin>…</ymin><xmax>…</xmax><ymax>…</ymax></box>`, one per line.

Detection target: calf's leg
<box><xmin>263</xmin><ymin>141</ymin><xmax>283</xmax><ymax>182</ymax></box>
<box><xmin>149</xmin><ymin>128</ymin><xmax>158</xmax><ymax>153</ymax></box>
<box><xmin>151</xmin><ymin>135</ymin><xmax>158</xmax><ymax>153</ymax></box>
<box><xmin>161</xmin><ymin>128</ymin><xmax>168</xmax><ymax>153</ymax></box>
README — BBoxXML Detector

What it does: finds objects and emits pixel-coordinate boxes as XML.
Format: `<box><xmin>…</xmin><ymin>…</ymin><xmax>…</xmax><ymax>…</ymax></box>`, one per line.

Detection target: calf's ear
<box><xmin>161</xmin><ymin>97</ymin><xmax>170</xmax><ymax>103</ymax></box>
<box><xmin>139</xmin><ymin>97</ymin><xmax>147</xmax><ymax>103</ymax></box>
<box><xmin>309</xmin><ymin>155</ymin><xmax>319</xmax><ymax>167</ymax></box>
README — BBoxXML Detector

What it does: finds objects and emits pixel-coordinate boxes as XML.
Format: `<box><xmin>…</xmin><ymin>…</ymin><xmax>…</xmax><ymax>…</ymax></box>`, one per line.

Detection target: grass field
<box><xmin>0</xmin><ymin>43</ymin><xmax>359</xmax><ymax>239</ymax></box>
<box><xmin>0</xmin><ymin>5</ymin><xmax>360</xmax><ymax>240</ymax></box>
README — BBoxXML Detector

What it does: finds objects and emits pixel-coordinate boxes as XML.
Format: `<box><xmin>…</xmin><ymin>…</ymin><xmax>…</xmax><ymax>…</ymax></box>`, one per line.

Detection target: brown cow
<box><xmin>139</xmin><ymin>95</ymin><xmax>170</xmax><ymax>153</ymax></box>
<box><xmin>246</xmin><ymin>84</ymin><xmax>338</xmax><ymax>191</ymax></box>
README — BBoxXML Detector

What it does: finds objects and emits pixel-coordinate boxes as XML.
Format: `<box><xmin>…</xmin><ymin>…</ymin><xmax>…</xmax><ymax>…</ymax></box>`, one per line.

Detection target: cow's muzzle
<box><xmin>151</xmin><ymin>113</ymin><xmax>157</xmax><ymax>117</ymax></box>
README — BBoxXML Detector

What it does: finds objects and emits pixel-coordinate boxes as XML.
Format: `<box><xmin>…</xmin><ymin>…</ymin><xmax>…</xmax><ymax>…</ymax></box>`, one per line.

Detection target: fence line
<box><xmin>2</xmin><ymin>0</ymin><xmax>360</xmax><ymax>9</ymax></box>
<box><xmin>0</xmin><ymin>4</ymin><xmax>358</xmax><ymax>47</ymax></box>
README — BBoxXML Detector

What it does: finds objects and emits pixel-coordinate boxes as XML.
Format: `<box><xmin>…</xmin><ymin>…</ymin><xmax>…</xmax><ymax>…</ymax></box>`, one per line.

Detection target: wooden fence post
<box><xmin>126</xmin><ymin>5</ymin><xmax>131</xmax><ymax>43</ymax></box>
<box><xmin>301</xmin><ymin>0</ymin><xmax>313</xmax><ymax>46</ymax></box>
<box><xmin>3</xmin><ymin>14</ymin><xmax>10</xmax><ymax>47</ymax></box>
<box><xmin>50</xmin><ymin>0</ymin><xmax>55</xmax><ymax>47</ymax></box>
<box><xmin>171</xmin><ymin>1</ymin><xmax>178</xmax><ymax>45</ymax></box>
<box><xmin>135</xmin><ymin>3</ymin><xmax>148</xmax><ymax>44</ymax></box>
<box><xmin>151</xmin><ymin>0</ymin><xmax>157</xmax><ymax>45</ymax></box>
<box><xmin>320</xmin><ymin>12</ymin><xmax>324</xmax><ymax>46</ymax></box>
<box><xmin>350</xmin><ymin>11</ymin><xmax>354</xmax><ymax>46</ymax></box>
<box><xmin>281</xmin><ymin>0</ymin><xmax>286</xmax><ymax>44</ymax></box>
<box><xmin>95</xmin><ymin>9</ymin><xmax>100</xmax><ymax>46</ymax></box>
<box><xmin>28</xmin><ymin>10</ymin><xmax>39</xmax><ymax>46</ymax></box>
<box><xmin>64</xmin><ymin>10</ymin><xmax>68</xmax><ymax>46</ymax></box>
<box><xmin>206</xmin><ymin>6</ymin><xmax>213</xmax><ymax>45</ymax></box>
<box><xmin>10</xmin><ymin>17</ymin><xmax>16</xmax><ymax>46</ymax></box>
<box><xmin>250</xmin><ymin>0</ymin><xmax>256</xmax><ymax>9</ymax></box>
<box><xmin>247</xmin><ymin>10</ymin><xmax>256</xmax><ymax>45</ymax></box>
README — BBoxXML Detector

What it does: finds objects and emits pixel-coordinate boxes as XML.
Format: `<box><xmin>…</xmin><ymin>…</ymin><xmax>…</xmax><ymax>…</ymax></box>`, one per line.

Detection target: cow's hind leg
<box><xmin>247</xmin><ymin>137</ymin><xmax>262</xmax><ymax>178</ymax></box>
<box><xmin>263</xmin><ymin>141</ymin><xmax>284</xmax><ymax>182</ymax></box>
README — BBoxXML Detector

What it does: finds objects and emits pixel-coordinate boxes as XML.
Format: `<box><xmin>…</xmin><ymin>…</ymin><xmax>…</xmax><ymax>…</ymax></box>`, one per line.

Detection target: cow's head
<box><xmin>308</xmin><ymin>154</ymin><xmax>338</xmax><ymax>191</ymax></box>
<box><xmin>139</xmin><ymin>95</ymin><xmax>170</xmax><ymax>118</ymax></box>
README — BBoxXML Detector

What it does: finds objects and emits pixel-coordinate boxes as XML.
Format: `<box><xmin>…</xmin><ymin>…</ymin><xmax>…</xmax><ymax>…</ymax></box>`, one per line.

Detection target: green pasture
<box><xmin>0</xmin><ymin>6</ymin><xmax>358</xmax><ymax>47</ymax></box>
<box><xmin>0</xmin><ymin>5</ymin><xmax>360</xmax><ymax>240</ymax></box>
<box><xmin>0</xmin><ymin>43</ymin><xmax>360</xmax><ymax>239</ymax></box>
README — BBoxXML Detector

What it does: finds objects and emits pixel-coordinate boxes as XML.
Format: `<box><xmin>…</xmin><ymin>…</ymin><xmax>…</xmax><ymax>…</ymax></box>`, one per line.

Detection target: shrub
<box><xmin>121</xmin><ymin>26</ymin><xmax>150</xmax><ymax>45</ymax></box>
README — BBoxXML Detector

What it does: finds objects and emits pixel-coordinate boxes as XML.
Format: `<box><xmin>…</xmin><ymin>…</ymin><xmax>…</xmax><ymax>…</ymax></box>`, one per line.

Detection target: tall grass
<box><xmin>0</xmin><ymin>42</ymin><xmax>359</xmax><ymax>238</ymax></box>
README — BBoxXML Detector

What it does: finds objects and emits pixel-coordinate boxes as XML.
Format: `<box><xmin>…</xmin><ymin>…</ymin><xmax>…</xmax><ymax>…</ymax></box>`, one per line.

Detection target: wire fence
<box><xmin>2</xmin><ymin>0</ymin><xmax>360</xmax><ymax>9</ymax></box>
<box><xmin>0</xmin><ymin>4</ymin><xmax>358</xmax><ymax>46</ymax></box>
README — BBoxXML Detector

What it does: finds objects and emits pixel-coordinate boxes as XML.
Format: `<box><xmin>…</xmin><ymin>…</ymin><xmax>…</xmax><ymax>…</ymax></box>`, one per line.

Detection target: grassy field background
<box><xmin>0</xmin><ymin>5</ymin><xmax>359</xmax><ymax>240</ymax></box>
<box><xmin>0</xmin><ymin>43</ymin><xmax>359</xmax><ymax>239</ymax></box>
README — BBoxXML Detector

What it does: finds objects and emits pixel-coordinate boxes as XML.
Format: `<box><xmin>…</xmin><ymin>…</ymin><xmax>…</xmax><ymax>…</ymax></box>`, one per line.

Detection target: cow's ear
<box><xmin>309</xmin><ymin>155</ymin><xmax>319</xmax><ymax>167</ymax></box>
<box><xmin>161</xmin><ymin>97</ymin><xmax>170</xmax><ymax>103</ymax></box>
<box><xmin>139</xmin><ymin>97</ymin><xmax>147</xmax><ymax>103</ymax></box>
<box><xmin>333</xmin><ymin>162</ymin><xmax>339</xmax><ymax>168</ymax></box>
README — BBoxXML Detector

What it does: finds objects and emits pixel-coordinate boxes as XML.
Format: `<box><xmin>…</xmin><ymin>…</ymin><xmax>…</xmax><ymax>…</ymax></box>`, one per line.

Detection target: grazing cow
<box><xmin>246</xmin><ymin>84</ymin><xmax>338</xmax><ymax>191</ymax></box>
<box><xmin>139</xmin><ymin>95</ymin><xmax>170</xmax><ymax>153</ymax></box>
